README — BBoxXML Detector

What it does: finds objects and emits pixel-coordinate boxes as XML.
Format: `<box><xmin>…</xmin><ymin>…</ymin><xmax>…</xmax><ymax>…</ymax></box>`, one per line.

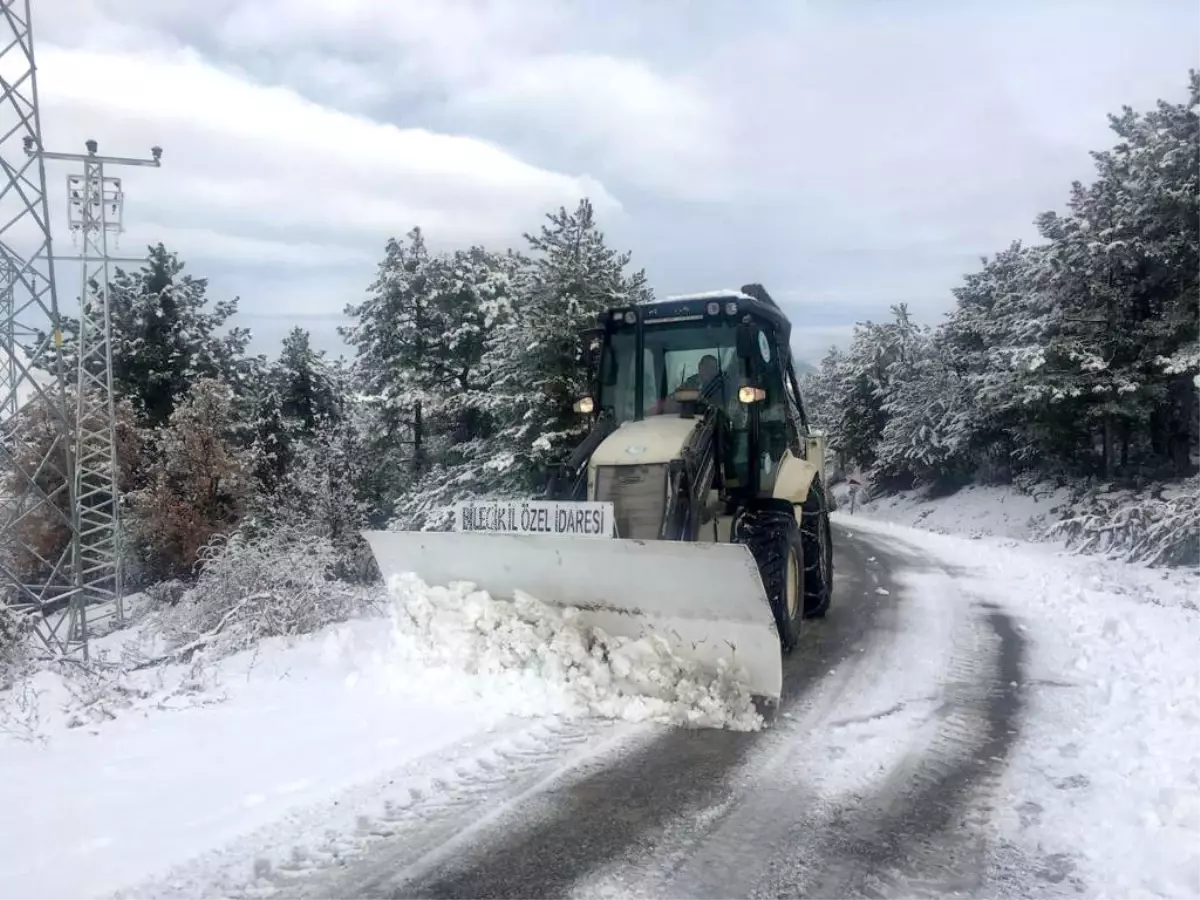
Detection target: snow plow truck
<box><xmin>362</xmin><ymin>284</ymin><xmax>833</xmax><ymax>708</ymax></box>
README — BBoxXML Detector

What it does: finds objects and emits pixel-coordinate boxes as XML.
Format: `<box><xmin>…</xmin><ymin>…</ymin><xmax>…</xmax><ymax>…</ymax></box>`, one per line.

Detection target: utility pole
<box><xmin>26</xmin><ymin>138</ymin><xmax>163</xmax><ymax>651</ymax></box>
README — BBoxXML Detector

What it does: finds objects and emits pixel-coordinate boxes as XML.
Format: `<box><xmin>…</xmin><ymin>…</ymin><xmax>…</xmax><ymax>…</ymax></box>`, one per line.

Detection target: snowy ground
<box><xmin>832</xmin><ymin>484</ymin><xmax>1200</xmax><ymax>894</ymax></box>
<box><xmin>3</xmin><ymin>507</ymin><xmax>1198</xmax><ymax>898</ymax></box>
<box><xmin>835</xmin><ymin>515</ymin><xmax>1200</xmax><ymax>898</ymax></box>
<box><xmin>833</xmin><ymin>479</ymin><xmax>1077</xmax><ymax>541</ymax></box>
<box><xmin>547</xmin><ymin>516</ymin><xmax>1199</xmax><ymax>899</ymax></box>
<box><xmin>0</xmin><ymin>577</ymin><xmax>755</xmax><ymax>899</ymax></box>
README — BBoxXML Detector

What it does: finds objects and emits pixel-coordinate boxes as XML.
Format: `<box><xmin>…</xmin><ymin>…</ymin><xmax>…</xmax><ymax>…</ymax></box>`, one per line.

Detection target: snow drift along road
<box><xmin>0</xmin><ymin>571</ymin><xmax>761</xmax><ymax>899</ymax></box>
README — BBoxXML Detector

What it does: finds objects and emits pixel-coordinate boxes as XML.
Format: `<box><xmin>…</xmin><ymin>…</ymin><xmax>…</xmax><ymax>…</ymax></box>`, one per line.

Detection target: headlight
<box><xmin>725</xmin><ymin>301</ymin><xmax>739</xmax><ymax>316</ymax></box>
<box><xmin>705</xmin><ymin>301</ymin><xmax>720</xmax><ymax>316</ymax></box>
<box><xmin>738</xmin><ymin>386</ymin><xmax>766</xmax><ymax>404</ymax></box>
<box><xmin>573</xmin><ymin>396</ymin><xmax>595</xmax><ymax>414</ymax></box>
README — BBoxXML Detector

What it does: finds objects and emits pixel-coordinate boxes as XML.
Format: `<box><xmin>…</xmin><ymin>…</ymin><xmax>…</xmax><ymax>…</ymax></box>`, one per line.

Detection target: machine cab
<box><xmin>588</xmin><ymin>287</ymin><xmax>812</xmax><ymax>502</ymax></box>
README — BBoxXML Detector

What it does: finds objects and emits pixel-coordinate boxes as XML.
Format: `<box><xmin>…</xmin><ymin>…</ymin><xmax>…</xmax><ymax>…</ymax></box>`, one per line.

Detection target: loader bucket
<box><xmin>362</xmin><ymin>530</ymin><xmax>783</xmax><ymax>704</ymax></box>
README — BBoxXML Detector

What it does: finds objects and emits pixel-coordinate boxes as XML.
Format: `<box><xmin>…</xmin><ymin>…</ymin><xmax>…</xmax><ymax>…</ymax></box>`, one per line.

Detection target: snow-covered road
<box><xmin>320</xmin><ymin>521</ymin><xmax>1027</xmax><ymax>899</ymax></box>
<box><xmin>3</xmin><ymin>517</ymin><xmax>1197</xmax><ymax>899</ymax></box>
<box><xmin>302</xmin><ymin>519</ymin><xmax>1200</xmax><ymax>900</ymax></box>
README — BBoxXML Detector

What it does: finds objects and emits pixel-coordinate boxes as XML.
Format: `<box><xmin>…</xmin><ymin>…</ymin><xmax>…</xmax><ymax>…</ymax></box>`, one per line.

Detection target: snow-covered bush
<box><xmin>0</xmin><ymin>602</ymin><xmax>33</xmax><ymax>688</ymax></box>
<box><xmin>130</xmin><ymin>377</ymin><xmax>255</xmax><ymax>580</ymax></box>
<box><xmin>1041</xmin><ymin>478</ymin><xmax>1200</xmax><ymax>567</ymax></box>
<box><xmin>145</xmin><ymin>579</ymin><xmax>187</xmax><ymax>606</ymax></box>
<box><xmin>159</xmin><ymin>525</ymin><xmax>378</xmax><ymax>659</ymax></box>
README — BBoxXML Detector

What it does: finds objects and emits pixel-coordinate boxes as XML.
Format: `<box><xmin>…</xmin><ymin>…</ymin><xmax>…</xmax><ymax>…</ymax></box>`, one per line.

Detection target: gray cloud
<box><xmin>18</xmin><ymin>0</ymin><xmax>1199</xmax><ymax>366</ymax></box>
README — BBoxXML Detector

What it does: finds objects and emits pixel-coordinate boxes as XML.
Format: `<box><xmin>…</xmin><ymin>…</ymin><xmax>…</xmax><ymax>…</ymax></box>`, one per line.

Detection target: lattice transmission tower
<box><xmin>1</xmin><ymin>0</ymin><xmax>162</xmax><ymax>659</ymax></box>
<box><xmin>0</xmin><ymin>0</ymin><xmax>81</xmax><ymax>656</ymax></box>
<box><xmin>36</xmin><ymin>140</ymin><xmax>163</xmax><ymax>651</ymax></box>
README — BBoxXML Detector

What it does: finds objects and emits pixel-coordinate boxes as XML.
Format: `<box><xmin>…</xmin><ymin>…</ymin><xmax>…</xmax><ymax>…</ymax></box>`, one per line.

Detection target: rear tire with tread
<box><xmin>801</xmin><ymin>482</ymin><xmax>833</xmax><ymax>619</ymax></box>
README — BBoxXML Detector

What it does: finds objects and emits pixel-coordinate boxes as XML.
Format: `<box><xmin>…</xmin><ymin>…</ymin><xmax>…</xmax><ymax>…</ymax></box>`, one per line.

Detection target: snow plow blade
<box><xmin>362</xmin><ymin>530</ymin><xmax>783</xmax><ymax>705</ymax></box>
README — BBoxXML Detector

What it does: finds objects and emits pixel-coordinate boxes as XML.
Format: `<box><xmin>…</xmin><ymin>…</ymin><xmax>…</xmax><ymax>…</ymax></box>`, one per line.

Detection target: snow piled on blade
<box><xmin>372</xmin><ymin>573</ymin><xmax>764</xmax><ymax>732</ymax></box>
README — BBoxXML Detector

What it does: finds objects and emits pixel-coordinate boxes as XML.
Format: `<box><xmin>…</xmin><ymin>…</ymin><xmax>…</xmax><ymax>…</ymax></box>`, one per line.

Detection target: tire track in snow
<box><xmin>563</xmin><ymin>527</ymin><xmax>1028</xmax><ymax>899</ymax></box>
<box><xmin>276</xmin><ymin>717</ymin><xmax>654</xmax><ymax>900</ymax></box>
<box><xmin>780</xmin><ymin>609</ymin><xmax>1024</xmax><ymax>898</ymax></box>
<box><xmin>110</xmin><ymin>715</ymin><xmax>642</xmax><ymax>900</ymax></box>
<box><xmin>567</xmin><ymin>526</ymin><xmax>965</xmax><ymax>898</ymax></box>
<box><xmin>750</xmin><ymin>536</ymin><xmax>1029</xmax><ymax>899</ymax></box>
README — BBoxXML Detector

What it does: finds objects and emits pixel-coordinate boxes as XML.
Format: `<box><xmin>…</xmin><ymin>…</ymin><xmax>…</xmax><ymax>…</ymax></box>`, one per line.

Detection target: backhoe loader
<box><xmin>363</xmin><ymin>284</ymin><xmax>834</xmax><ymax>707</ymax></box>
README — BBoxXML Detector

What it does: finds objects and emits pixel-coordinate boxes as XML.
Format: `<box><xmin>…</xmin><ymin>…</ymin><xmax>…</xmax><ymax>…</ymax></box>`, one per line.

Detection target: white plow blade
<box><xmin>362</xmin><ymin>530</ymin><xmax>783</xmax><ymax>704</ymax></box>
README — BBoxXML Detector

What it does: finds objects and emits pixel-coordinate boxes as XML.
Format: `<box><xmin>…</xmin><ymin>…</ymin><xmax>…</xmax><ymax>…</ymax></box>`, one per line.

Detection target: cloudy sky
<box><xmin>14</xmin><ymin>0</ymin><xmax>1199</xmax><ymax>365</ymax></box>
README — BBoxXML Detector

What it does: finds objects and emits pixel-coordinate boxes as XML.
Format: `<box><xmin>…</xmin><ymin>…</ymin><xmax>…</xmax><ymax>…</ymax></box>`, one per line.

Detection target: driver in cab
<box><xmin>649</xmin><ymin>354</ymin><xmax>730</xmax><ymax>415</ymax></box>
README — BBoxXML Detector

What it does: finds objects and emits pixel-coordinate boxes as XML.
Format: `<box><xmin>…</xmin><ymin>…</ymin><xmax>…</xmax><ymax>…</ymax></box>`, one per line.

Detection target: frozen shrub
<box><xmin>159</xmin><ymin>524</ymin><xmax>377</xmax><ymax>659</ymax></box>
<box><xmin>0</xmin><ymin>603</ymin><xmax>33</xmax><ymax>688</ymax></box>
<box><xmin>145</xmin><ymin>579</ymin><xmax>188</xmax><ymax>606</ymax></box>
<box><xmin>129</xmin><ymin>378</ymin><xmax>254</xmax><ymax>580</ymax></box>
<box><xmin>1042</xmin><ymin>478</ymin><xmax>1200</xmax><ymax>567</ymax></box>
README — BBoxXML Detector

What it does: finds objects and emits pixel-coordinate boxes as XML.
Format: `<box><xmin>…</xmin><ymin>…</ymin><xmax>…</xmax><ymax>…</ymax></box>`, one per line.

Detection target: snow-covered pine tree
<box><xmin>41</xmin><ymin>244</ymin><xmax>253</xmax><ymax>430</ymax></box>
<box><xmin>808</xmin><ymin>309</ymin><xmax>910</xmax><ymax>473</ymax></box>
<box><xmin>265</xmin><ymin>415</ymin><xmax>375</xmax><ymax>581</ymax></box>
<box><xmin>805</xmin><ymin>305</ymin><xmax>974</xmax><ymax>487</ymax></box>
<box><xmin>342</xmin><ymin>230</ymin><xmax>529</xmax><ymax>528</ymax></box>
<box><xmin>939</xmin><ymin>241</ymin><xmax>1074</xmax><ymax>477</ymax></box>
<box><xmin>340</xmin><ymin>227</ymin><xmax>439</xmax><ymax>520</ymax></box>
<box><xmin>1089</xmin><ymin>72</ymin><xmax>1200</xmax><ymax>480</ymax></box>
<box><xmin>239</xmin><ymin>331</ymin><xmax>374</xmax><ymax>577</ymax></box>
<box><xmin>250</xmin><ymin>328</ymin><xmax>343</xmax><ymax>496</ymax></box>
<box><xmin>797</xmin><ymin>347</ymin><xmax>842</xmax><ymax>438</ymax></box>
<box><xmin>494</xmin><ymin>198</ymin><xmax>652</xmax><ymax>476</ymax></box>
<box><xmin>249</xmin><ymin>379</ymin><xmax>291</xmax><ymax>497</ymax></box>
<box><xmin>873</xmin><ymin>321</ymin><xmax>973</xmax><ymax>486</ymax></box>
<box><xmin>386</xmin><ymin>245</ymin><xmax>527</xmax><ymax>528</ymax></box>
<box><xmin>274</xmin><ymin>327</ymin><xmax>342</xmax><ymax>430</ymax></box>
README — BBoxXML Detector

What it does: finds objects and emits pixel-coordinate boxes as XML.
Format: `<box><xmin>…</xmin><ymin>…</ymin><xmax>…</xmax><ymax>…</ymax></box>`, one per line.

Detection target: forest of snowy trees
<box><xmin>3</xmin><ymin>198</ymin><xmax>651</xmax><ymax>610</ymax></box>
<box><xmin>804</xmin><ymin>72</ymin><xmax>1198</xmax><ymax>486</ymax></box>
<box><xmin>1</xmin><ymin>73</ymin><xmax>1195</xmax><ymax>667</ymax></box>
<box><xmin>802</xmin><ymin>73</ymin><xmax>1198</xmax><ymax>564</ymax></box>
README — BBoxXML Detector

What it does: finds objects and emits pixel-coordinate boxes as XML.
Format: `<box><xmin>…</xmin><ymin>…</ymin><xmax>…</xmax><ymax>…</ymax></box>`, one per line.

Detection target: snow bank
<box><xmin>366</xmin><ymin>573</ymin><xmax>763</xmax><ymax>732</ymax></box>
<box><xmin>0</xmin><ymin>619</ymin><xmax>502</xmax><ymax>900</ymax></box>
<box><xmin>835</xmin><ymin>481</ymin><xmax>1074</xmax><ymax>541</ymax></box>
<box><xmin>842</xmin><ymin>477</ymin><xmax>1200</xmax><ymax>570</ymax></box>
<box><xmin>842</xmin><ymin>515</ymin><xmax>1200</xmax><ymax>897</ymax></box>
<box><xmin>0</xmin><ymin>571</ymin><xmax>761</xmax><ymax>897</ymax></box>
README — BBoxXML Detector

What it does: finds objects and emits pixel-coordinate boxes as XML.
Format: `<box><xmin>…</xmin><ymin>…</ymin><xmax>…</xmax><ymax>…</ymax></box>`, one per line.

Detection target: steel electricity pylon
<box><xmin>1</xmin><ymin>0</ymin><xmax>162</xmax><ymax>660</ymax></box>
<box><xmin>33</xmin><ymin>139</ymin><xmax>163</xmax><ymax>653</ymax></box>
<box><xmin>0</xmin><ymin>0</ymin><xmax>82</xmax><ymax>656</ymax></box>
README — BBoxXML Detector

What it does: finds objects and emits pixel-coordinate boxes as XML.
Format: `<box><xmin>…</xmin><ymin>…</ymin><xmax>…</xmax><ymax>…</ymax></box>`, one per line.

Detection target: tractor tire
<box><xmin>801</xmin><ymin>483</ymin><xmax>833</xmax><ymax>619</ymax></box>
<box><xmin>755</xmin><ymin>523</ymin><xmax>805</xmax><ymax>653</ymax></box>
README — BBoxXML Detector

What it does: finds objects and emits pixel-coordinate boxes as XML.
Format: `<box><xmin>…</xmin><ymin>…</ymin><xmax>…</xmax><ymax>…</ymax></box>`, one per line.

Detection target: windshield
<box><xmin>596</xmin><ymin>316</ymin><xmax>794</xmax><ymax>495</ymax></box>
<box><xmin>598</xmin><ymin>320</ymin><xmax>742</xmax><ymax>423</ymax></box>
